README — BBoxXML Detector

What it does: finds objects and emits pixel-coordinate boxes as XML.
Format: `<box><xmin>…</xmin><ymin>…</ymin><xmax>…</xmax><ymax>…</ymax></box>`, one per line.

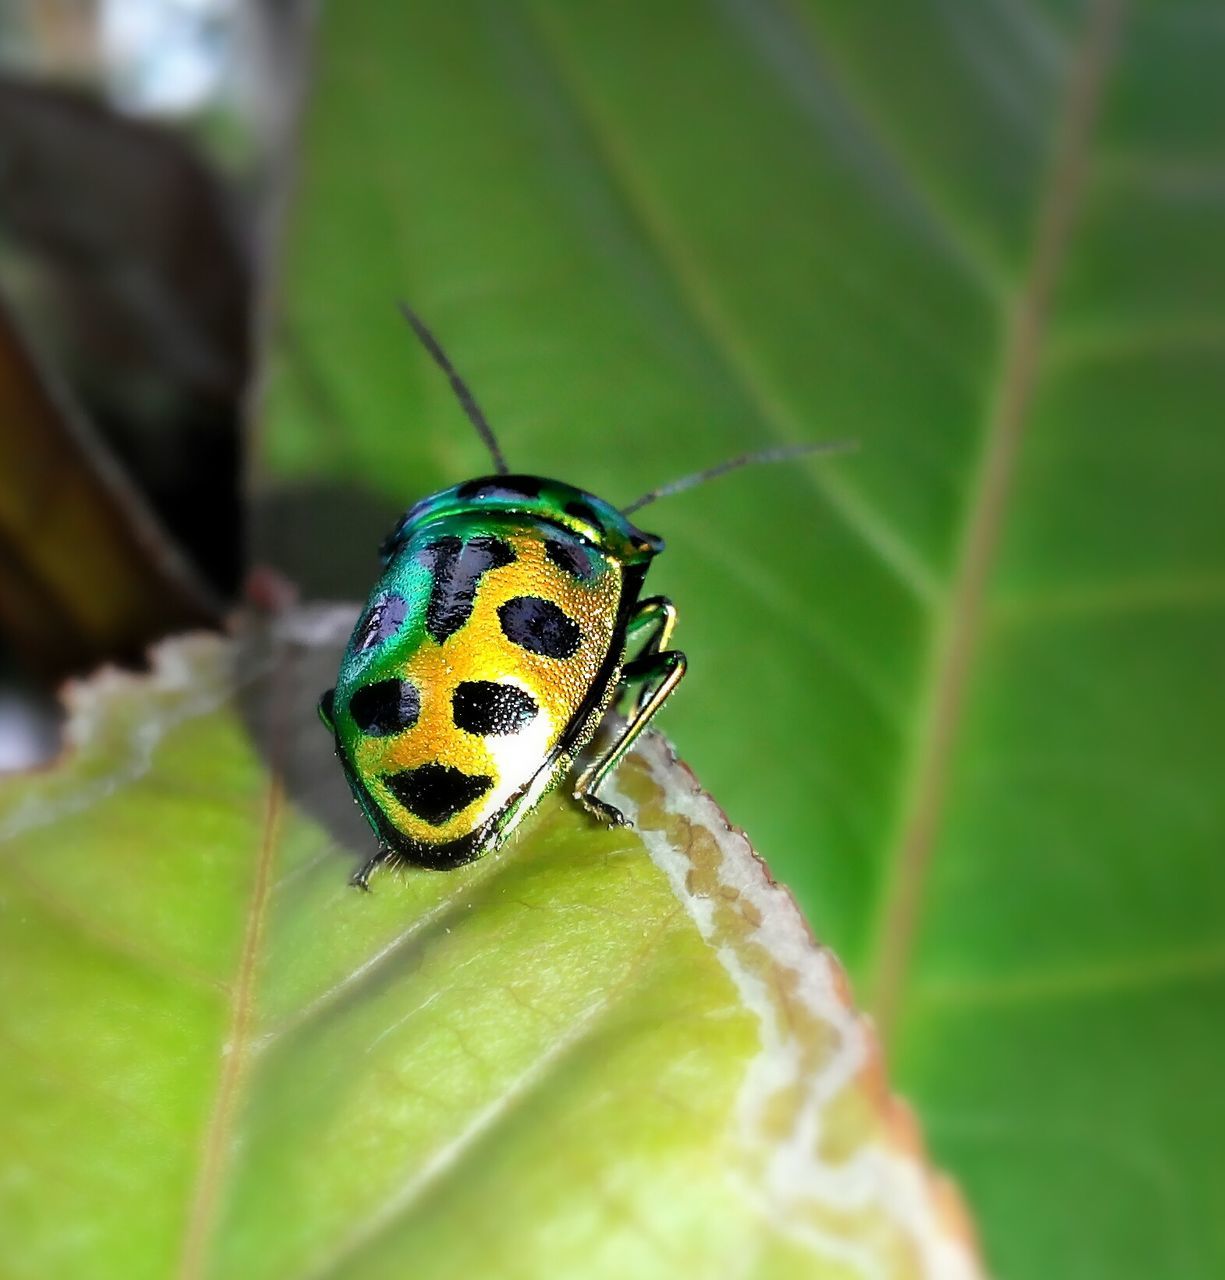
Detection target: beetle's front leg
<box><xmin>576</xmin><ymin>599</ymin><xmax>686</xmax><ymax>829</ymax></box>
<box><xmin>613</xmin><ymin>596</ymin><xmax>677</xmax><ymax>717</ymax></box>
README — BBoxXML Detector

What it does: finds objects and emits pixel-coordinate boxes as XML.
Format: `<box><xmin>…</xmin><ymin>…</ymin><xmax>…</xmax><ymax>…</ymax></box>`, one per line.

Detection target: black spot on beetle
<box><xmin>349</xmin><ymin>678</ymin><xmax>421</xmax><ymax>736</ymax></box>
<box><xmin>417</xmin><ymin>535</ymin><xmax>515</xmax><ymax>642</ymax></box>
<box><xmin>385</xmin><ymin>764</ymin><xmax>493</xmax><ymax>826</ymax></box>
<box><xmin>498</xmin><ymin>595</ymin><xmax>581</xmax><ymax>659</ymax></box>
<box><xmin>452</xmin><ymin>681</ymin><xmax>539</xmax><ymax>736</ymax></box>
<box><xmin>456</xmin><ymin>476</ymin><xmax>545</xmax><ymax>501</ymax></box>
<box><xmin>564</xmin><ymin>499</ymin><xmax>603</xmax><ymax>530</ymax></box>
<box><xmin>354</xmin><ymin>593</ymin><xmax>409</xmax><ymax>652</ymax></box>
<box><xmin>544</xmin><ymin>537</ymin><xmax>596</xmax><ymax>582</ymax></box>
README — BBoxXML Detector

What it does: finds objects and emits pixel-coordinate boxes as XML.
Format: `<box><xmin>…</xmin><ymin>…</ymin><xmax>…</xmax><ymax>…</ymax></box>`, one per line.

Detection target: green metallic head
<box><xmin>380</xmin><ymin>474</ymin><xmax>664</xmax><ymax>567</ymax></box>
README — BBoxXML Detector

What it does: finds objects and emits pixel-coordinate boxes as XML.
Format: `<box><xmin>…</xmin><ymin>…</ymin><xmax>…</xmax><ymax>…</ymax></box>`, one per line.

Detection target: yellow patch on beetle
<box><xmin>352</xmin><ymin>533</ymin><xmax>623</xmax><ymax>845</ymax></box>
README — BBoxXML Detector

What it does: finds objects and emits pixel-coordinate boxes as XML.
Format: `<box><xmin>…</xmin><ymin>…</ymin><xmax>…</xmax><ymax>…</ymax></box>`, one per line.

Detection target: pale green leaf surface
<box><xmin>0</xmin><ymin>614</ymin><xmax>979</xmax><ymax>1280</ymax></box>
<box><xmin>256</xmin><ymin>3</ymin><xmax>1225</xmax><ymax>1277</ymax></box>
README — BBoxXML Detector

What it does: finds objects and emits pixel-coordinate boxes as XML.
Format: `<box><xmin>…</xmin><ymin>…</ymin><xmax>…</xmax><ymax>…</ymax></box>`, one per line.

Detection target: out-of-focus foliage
<box><xmin>0</xmin><ymin>79</ymin><xmax>250</xmax><ymax>605</ymax></box>
<box><xmin>0</xmin><ymin>615</ymin><xmax>980</xmax><ymax>1280</ymax></box>
<box><xmin>0</xmin><ymin>289</ymin><xmax>217</xmax><ymax>675</ymax></box>
<box><xmin>258</xmin><ymin>4</ymin><xmax>1225</xmax><ymax>1278</ymax></box>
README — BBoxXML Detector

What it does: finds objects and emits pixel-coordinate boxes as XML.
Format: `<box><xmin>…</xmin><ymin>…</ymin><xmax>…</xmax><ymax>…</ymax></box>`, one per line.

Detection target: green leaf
<box><xmin>256</xmin><ymin>3</ymin><xmax>1225</xmax><ymax>1277</ymax></box>
<box><xmin>0</xmin><ymin>614</ymin><xmax>977</xmax><ymax>1279</ymax></box>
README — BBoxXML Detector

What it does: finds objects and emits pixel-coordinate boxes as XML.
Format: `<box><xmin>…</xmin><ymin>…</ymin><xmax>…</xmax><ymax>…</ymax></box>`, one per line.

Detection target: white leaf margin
<box><xmin>608</xmin><ymin>739</ymin><xmax>983</xmax><ymax>1280</ymax></box>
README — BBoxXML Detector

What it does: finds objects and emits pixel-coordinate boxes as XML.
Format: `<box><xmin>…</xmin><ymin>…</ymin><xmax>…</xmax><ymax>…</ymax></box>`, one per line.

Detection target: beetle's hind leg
<box><xmin>350</xmin><ymin>844</ymin><xmax>395</xmax><ymax>891</ymax></box>
<box><xmin>574</xmin><ymin>596</ymin><xmax>686</xmax><ymax>827</ymax></box>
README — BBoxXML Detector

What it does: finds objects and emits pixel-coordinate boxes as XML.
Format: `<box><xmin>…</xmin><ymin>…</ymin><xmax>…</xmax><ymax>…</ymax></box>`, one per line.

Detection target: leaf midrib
<box><xmin>864</xmin><ymin>0</ymin><xmax>1125</xmax><ymax>1041</ymax></box>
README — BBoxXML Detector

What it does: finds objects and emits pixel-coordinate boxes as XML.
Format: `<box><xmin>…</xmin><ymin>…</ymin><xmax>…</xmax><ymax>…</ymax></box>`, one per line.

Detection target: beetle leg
<box><xmin>575</xmin><ymin>791</ymin><xmax>630</xmax><ymax>829</ymax></box>
<box><xmin>350</xmin><ymin>845</ymin><xmax>391</xmax><ymax>891</ymax></box>
<box><xmin>574</xmin><ymin>645</ymin><xmax>687</xmax><ymax>826</ymax></box>
<box><xmin>317</xmin><ymin>688</ymin><xmax>336</xmax><ymax>731</ymax></box>
<box><xmin>616</xmin><ymin>596</ymin><xmax>678</xmax><ymax>716</ymax></box>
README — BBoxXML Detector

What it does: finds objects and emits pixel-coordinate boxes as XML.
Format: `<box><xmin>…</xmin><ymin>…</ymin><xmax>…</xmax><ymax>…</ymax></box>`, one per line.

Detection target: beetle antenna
<box><xmin>398</xmin><ymin>301</ymin><xmax>509</xmax><ymax>475</ymax></box>
<box><xmin>621</xmin><ymin>438</ymin><xmax>857</xmax><ymax>515</ymax></box>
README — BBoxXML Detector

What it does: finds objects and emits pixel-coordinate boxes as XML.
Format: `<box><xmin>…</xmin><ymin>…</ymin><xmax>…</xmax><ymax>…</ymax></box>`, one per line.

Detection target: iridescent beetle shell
<box><xmin>320</xmin><ymin>307</ymin><xmax>846</xmax><ymax>883</ymax></box>
<box><xmin>320</xmin><ymin>475</ymin><xmax>664</xmax><ymax>870</ymax></box>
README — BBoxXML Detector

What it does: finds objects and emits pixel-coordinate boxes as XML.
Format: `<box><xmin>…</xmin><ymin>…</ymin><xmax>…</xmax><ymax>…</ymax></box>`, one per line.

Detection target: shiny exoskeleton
<box><xmin>319</xmin><ymin>474</ymin><xmax>684</xmax><ymax>881</ymax></box>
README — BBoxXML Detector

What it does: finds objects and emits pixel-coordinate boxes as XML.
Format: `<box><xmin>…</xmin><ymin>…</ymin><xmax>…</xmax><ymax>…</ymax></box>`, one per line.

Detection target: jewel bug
<box><xmin>320</xmin><ymin>305</ymin><xmax>850</xmax><ymax>884</ymax></box>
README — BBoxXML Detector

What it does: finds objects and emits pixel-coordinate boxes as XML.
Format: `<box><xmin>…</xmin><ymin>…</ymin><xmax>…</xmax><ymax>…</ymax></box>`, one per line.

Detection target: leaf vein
<box><xmin>521</xmin><ymin>1</ymin><xmax>942</xmax><ymax>604</ymax></box>
<box><xmin>176</xmin><ymin>771</ymin><xmax>285</xmax><ymax>1280</ymax></box>
<box><xmin>297</xmin><ymin>903</ymin><xmax>683</xmax><ymax>1280</ymax></box>
<box><xmin>864</xmin><ymin>0</ymin><xmax>1125</xmax><ymax>1041</ymax></box>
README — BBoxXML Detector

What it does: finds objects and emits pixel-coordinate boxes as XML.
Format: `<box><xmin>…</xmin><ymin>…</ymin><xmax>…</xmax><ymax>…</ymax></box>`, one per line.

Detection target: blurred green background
<box><xmin>2</xmin><ymin>1</ymin><xmax>1223</xmax><ymax>1277</ymax></box>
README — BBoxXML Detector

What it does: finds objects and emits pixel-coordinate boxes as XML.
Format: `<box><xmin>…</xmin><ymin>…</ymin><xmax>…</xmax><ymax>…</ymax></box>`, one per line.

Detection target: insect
<box><xmin>319</xmin><ymin>305</ymin><xmax>850</xmax><ymax>885</ymax></box>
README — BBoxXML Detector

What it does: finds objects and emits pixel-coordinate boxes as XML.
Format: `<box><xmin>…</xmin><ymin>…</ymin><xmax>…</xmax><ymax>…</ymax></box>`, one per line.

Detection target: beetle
<box><xmin>319</xmin><ymin>305</ymin><xmax>849</xmax><ymax>885</ymax></box>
